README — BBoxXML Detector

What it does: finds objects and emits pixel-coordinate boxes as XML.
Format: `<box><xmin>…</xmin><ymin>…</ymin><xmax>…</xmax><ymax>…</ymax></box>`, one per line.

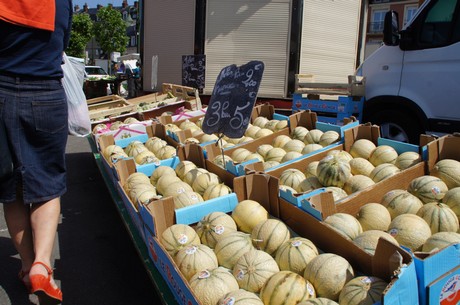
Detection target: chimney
<box><xmin>122</xmin><ymin>0</ymin><xmax>128</xmax><ymax>8</ymax></box>
<box><xmin>83</xmin><ymin>3</ymin><xmax>89</xmax><ymax>12</ymax></box>
<box><xmin>74</xmin><ymin>4</ymin><xmax>80</xmax><ymax>12</ymax></box>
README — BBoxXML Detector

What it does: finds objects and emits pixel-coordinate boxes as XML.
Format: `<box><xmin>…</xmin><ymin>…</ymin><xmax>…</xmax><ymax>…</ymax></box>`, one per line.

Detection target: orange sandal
<box><xmin>29</xmin><ymin>262</ymin><xmax>62</xmax><ymax>304</ymax></box>
<box><xmin>18</xmin><ymin>269</ymin><xmax>31</xmax><ymax>293</ymax></box>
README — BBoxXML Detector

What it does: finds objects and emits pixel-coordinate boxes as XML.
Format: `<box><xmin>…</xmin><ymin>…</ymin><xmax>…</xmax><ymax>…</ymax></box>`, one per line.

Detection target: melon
<box><xmin>302</xmin><ymin>143</ymin><xmax>324</xmax><ymax>155</ymax></box>
<box><xmin>189</xmin><ymin>267</ymin><xmax>239</xmax><ymax>305</ymax></box>
<box><xmin>323</xmin><ymin>213</ymin><xmax>363</xmax><ymax>240</ymax></box>
<box><xmin>319</xmin><ymin>131</ymin><xmax>340</xmax><ymax>147</ymax></box>
<box><xmin>174</xmin><ymin>244</ymin><xmax>218</xmax><ymax>281</ymax></box>
<box><xmin>92</xmin><ymin>123</ymin><xmax>107</xmax><ymax>134</ymax></box>
<box><xmin>183</xmin><ymin>168</ymin><xmax>209</xmax><ymax>186</ymax></box>
<box><xmin>213</xmin><ymin>154</ymin><xmax>233</xmax><ymax>169</ymax></box>
<box><xmin>271</xmin><ymin>135</ymin><xmax>292</xmax><ymax>148</ymax></box>
<box><xmin>303</xmin><ymin>253</ymin><xmax>354</xmax><ymax>301</ymax></box>
<box><xmin>275</xmin><ymin>237</ymin><xmax>318</xmax><ymax>275</ymax></box>
<box><xmin>416</xmin><ymin>202</ymin><xmax>459</xmax><ymax>234</ymax></box>
<box><xmin>305</xmin><ymin>161</ymin><xmax>319</xmax><ymax>178</ymax></box>
<box><xmin>192</xmin><ymin>172</ymin><xmax>221</xmax><ymax>195</ymax></box>
<box><xmin>279</xmin><ymin>169</ymin><xmax>307</xmax><ymax>192</ymax></box>
<box><xmin>297</xmin><ymin>298</ymin><xmax>339</xmax><ymax>305</ymax></box>
<box><xmin>160</xmin><ymin>224</ymin><xmax>201</xmax><ymax>256</ymax></box>
<box><xmin>387</xmin><ymin>214</ymin><xmax>432</xmax><ymax>251</ymax></box>
<box><xmin>349</xmin><ymin>157</ymin><xmax>375</xmax><ymax>177</ymax></box>
<box><xmin>380</xmin><ymin>189</ymin><xmax>424</xmax><ymax>219</ymax></box>
<box><xmin>265</xmin><ymin>119</ymin><xmax>280</xmax><ymax>131</ymax></box>
<box><xmin>343</xmin><ymin>175</ymin><xmax>375</xmax><ymax>195</ymax></box>
<box><xmin>244</xmin><ymin>153</ymin><xmax>264</xmax><ymax>163</ymax></box>
<box><xmin>102</xmin><ymin>144</ymin><xmax>125</xmax><ymax>160</ymax></box>
<box><xmin>157</xmin><ymin>145</ymin><xmax>177</xmax><ymax>159</ymax></box>
<box><xmin>356</xmin><ymin>203</ymin><xmax>392</xmax><ymax>231</ymax></box>
<box><xmin>124</xmin><ymin>141</ymin><xmax>145</xmax><ymax>157</ymax></box>
<box><xmin>326</xmin><ymin>150</ymin><xmax>354</xmax><ymax>163</ymax></box>
<box><xmin>316</xmin><ymin>155</ymin><xmax>351</xmax><ymax>188</ymax></box>
<box><xmin>369</xmin><ymin>163</ymin><xmax>400</xmax><ymax>183</ymax></box>
<box><xmin>179</xmin><ymin>120</ymin><xmax>199</xmax><ymax>131</ymax></box>
<box><xmin>195</xmin><ymin>212</ymin><xmax>237</xmax><ymax>249</ymax></box>
<box><xmin>442</xmin><ymin>187</ymin><xmax>460</xmax><ymax>219</ymax></box>
<box><xmin>324</xmin><ymin>186</ymin><xmax>349</xmax><ymax>201</ymax></box>
<box><xmin>203</xmin><ymin>183</ymin><xmax>232</xmax><ymax>201</ymax></box>
<box><xmin>173</xmin><ymin>191</ymin><xmax>204</xmax><ymax>209</ymax></box>
<box><xmin>134</xmin><ymin>150</ymin><xmax>159</xmax><ymax>165</ymax></box>
<box><xmin>260</xmin><ymin>271</ymin><xmax>316</xmax><ymax>304</ymax></box>
<box><xmin>264</xmin><ymin>147</ymin><xmax>287</xmax><ymax>163</ymax></box>
<box><xmin>214</xmin><ymin>231</ymin><xmax>254</xmax><ymax>269</ymax></box>
<box><xmin>369</xmin><ymin>145</ymin><xmax>398</xmax><ymax>166</ymax></box>
<box><xmin>128</xmin><ymin>183</ymin><xmax>157</xmax><ymax>204</ymax></box>
<box><xmin>422</xmin><ymin>231</ymin><xmax>460</xmax><ymax>252</ymax></box>
<box><xmin>253</xmin><ymin>116</ymin><xmax>270</xmax><ymax>128</ymax></box>
<box><xmin>304</xmin><ymin>129</ymin><xmax>323</xmax><ymax>144</ymax></box>
<box><xmin>352</xmin><ymin>230</ymin><xmax>399</xmax><ymax>255</ymax></box>
<box><xmin>232</xmin><ymin>249</ymin><xmax>280</xmax><ymax>293</ymax></box>
<box><xmin>175</xmin><ymin>160</ymin><xmax>198</xmax><ymax>180</ymax></box>
<box><xmin>291</xmin><ymin>126</ymin><xmax>309</xmax><ymax>140</ymax></box>
<box><xmin>150</xmin><ymin>165</ymin><xmax>177</xmax><ymax>186</ymax></box>
<box><xmin>431</xmin><ymin>159</ymin><xmax>460</xmax><ymax>189</ymax></box>
<box><xmin>123</xmin><ymin>172</ymin><xmax>151</xmax><ymax>193</ymax></box>
<box><xmin>161</xmin><ymin>181</ymin><xmax>194</xmax><ymax>197</ymax></box>
<box><xmin>201</xmin><ymin>133</ymin><xmax>220</xmax><ymax>143</ymax></box>
<box><xmin>256</xmin><ymin>144</ymin><xmax>274</xmax><ymax>159</ymax></box>
<box><xmin>232</xmin><ymin>200</ymin><xmax>268</xmax><ymax>233</ymax></box>
<box><xmin>251</xmin><ymin>219</ymin><xmax>291</xmax><ymax>256</ymax></box>
<box><xmin>109</xmin><ymin>152</ymin><xmax>129</xmax><ymax>164</ymax></box>
<box><xmin>279</xmin><ymin>185</ymin><xmax>298</xmax><ymax>196</ymax></box>
<box><xmin>217</xmin><ymin>289</ymin><xmax>264</xmax><ymax>305</ymax></box>
<box><xmin>255</xmin><ymin>128</ymin><xmax>274</xmax><ymax>138</ymax></box>
<box><xmin>298</xmin><ymin>177</ymin><xmax>324</xmax><ymax>193</ymax></box>
<box><xmin>245</xmin><ymin>125</ymin><xmax>262</xmax><ymax>138</ymax></box>
<box><xmin>408</xmin><ymin>175</ymin><xmax>449</xmax><ymax>203</ymax></box>
<box><xmin>349</xmin><ymin>139</ymin><xmax>376</xmax><ymax>160</ymax></box>
<box><xmin>281</xmin><ymin>151</ymin><xmax>303</xmax><ymax>163</ymax></box>
<box><xmin>231</xmin><ymin>148</ymin><xmax>252</xmax><ymax>163</ymax></box>
<box><xmin>145</xmin><ymin>138</ymin><xmax>167</xmax><ymax>155</ymax></box>
<box><xmin>338</xmin><ymin>276</ymin><xmax>388</xmax><ymax>305</ymax></box>
<box><xmin>395</xmin><ymin>151</ymin><xmax>422</xmax><ymax>170</ymax></box>
<box><xmin>263</xmin><ymin>160</ymin><xmax>280</xmax><ymax>170</ymax></box>
<box><xmin>164</xmin><ymin>123</ymin><xmax>181</xmax><ymax>133</ymax></box>
<box><xmin>283</xmin><ymin>139</ymin><xmax>306</xmax><ymax>153</ymax></box>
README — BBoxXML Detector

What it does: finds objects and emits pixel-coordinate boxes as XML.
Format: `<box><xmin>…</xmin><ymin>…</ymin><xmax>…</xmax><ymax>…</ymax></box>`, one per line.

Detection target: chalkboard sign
<box><xmin>182</xmin><ymin>55</ymin><xmax>205</xmax><ymax>92</ymax></box>
<box><xmin>202</xmin><ymin>61</ymin><xmax>264</xmax><ymax>138</ymax></box>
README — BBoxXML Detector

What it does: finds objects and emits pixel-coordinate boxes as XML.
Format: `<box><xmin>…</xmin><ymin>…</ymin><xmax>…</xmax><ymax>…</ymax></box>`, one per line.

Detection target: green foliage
<box><xmin>93</xmin><ymin>6</ymin><xmax>129</xmax><ymax>56</ymax></box>
<box><xmin>67</xmin><ymin>13</ymin><xmax>93</xmax><ymax>58</ymax></box>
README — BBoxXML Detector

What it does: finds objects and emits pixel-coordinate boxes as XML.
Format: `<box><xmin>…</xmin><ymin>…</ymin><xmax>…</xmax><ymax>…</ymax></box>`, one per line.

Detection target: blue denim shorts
<box><xmin>0</xmin><ymin>74</ymin><xmax>68</xmax><ymax>204</ymax></box>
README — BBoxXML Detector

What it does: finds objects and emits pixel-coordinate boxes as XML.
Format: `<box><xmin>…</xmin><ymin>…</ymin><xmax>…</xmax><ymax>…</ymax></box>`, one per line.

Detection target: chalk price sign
<box><xmin>202</xmin><ymin>61</ymin><xmax>264</xmax><ymax>138</ymax></box>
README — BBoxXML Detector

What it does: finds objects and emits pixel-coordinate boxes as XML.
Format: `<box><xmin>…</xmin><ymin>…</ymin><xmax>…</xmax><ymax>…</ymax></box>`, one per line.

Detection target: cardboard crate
<box><xmin>87</xmin><ymin>95</ymin><xmax>137</xmax><ymax>121</ymax></box>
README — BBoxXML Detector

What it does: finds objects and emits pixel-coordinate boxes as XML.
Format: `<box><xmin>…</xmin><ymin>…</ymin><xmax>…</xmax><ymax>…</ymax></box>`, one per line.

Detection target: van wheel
<box><xmin>364</xmin><ymin>109</ymin><xmax>423</xmax><ymax>144</ymax></box>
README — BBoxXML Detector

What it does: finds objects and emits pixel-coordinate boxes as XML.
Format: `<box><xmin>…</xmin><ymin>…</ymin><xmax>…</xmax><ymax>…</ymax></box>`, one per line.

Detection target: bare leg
<box><xmin>29</xmin><ymin>197</ymin><xmax>61</xmax><ymax>289</ymax></box>
<box><xmin>3</xmin><ymin>200</ymin><xmax>35</xmax><ymax>278</ymax></box>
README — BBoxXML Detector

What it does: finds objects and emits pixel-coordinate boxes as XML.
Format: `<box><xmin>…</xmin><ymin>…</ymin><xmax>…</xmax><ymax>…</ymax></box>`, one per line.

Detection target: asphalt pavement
<box><xmin>0</xmin><ymin>135</ymin><xmax>163</xmax><ymax>305</ymax></box>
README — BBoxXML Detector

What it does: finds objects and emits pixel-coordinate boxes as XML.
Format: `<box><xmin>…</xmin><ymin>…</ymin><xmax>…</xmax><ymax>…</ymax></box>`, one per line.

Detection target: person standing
<box><xmin>0</xmin><ymin>0</ymin><xmax>72</xmax><ymax>304</ymax></box>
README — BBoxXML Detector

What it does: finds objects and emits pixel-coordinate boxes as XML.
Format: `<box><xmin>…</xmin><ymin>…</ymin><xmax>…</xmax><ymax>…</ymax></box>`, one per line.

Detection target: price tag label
<box><xmin>182</xmin><ymin>55</ymin><xmax>206</xmax><ymax>91</ymax></box>
<box><xmin>202</xmin><ymin>61</ymin><xmax>264</xmax><ymax>138</ymax></box>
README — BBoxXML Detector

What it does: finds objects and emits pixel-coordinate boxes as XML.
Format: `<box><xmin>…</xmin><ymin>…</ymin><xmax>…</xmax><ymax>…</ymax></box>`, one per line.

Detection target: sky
<box><xmin>73</xmin><ymin>0</ymin><xmax>129</xmax><ymax>10</ymax></box>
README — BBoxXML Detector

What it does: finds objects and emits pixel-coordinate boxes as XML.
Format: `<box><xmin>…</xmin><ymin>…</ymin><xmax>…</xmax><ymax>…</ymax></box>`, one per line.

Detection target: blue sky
<box><xmin>73</xmin><ymin>0</ymin><xmax>130</xmax><ymax>9</ymax></box>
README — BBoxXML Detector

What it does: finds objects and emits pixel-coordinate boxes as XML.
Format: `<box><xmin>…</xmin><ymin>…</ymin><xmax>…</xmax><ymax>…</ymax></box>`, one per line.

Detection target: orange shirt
<box><xmin>0</xmin><ymin>0</ymin><xmax>55</xmax><ymax>31</ymax></box>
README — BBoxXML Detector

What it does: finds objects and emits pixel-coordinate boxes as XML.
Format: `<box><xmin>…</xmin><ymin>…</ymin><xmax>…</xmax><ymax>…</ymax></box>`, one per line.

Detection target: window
<box><xmin>419</xmin><ymin>0</ymin><xmax>458</xmax><ymax>46</ymax></box>
<box><xmin>371</xmin><ymin>9</ymin><xmax>387</xmax><ymax>33</ymax></box>
<box><xmin>404</xmin><ymin>5</ymin><xmax>418</xmax><ymax>26</ymax></box>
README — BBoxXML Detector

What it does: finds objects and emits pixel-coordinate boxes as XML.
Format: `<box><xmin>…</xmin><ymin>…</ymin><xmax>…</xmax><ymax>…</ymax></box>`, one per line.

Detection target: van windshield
<box><xmin>85</xmin><ymin>67</ymin><xmax>107</xmax><ymax>75</ymax></box>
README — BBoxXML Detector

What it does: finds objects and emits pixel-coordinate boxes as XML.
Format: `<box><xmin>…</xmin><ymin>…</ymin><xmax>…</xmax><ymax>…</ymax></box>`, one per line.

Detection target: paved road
<box><xmin>0</xmin><ymin>136</ymin><xmax>163</xmax><ymax>305</ymax></box>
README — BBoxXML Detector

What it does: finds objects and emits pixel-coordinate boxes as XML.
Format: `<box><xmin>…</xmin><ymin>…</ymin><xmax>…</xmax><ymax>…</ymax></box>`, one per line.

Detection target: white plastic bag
<box><xmin>61</xmin><ymin>52</ymin><xmax>91</xmax><ymax>136</ymax></box>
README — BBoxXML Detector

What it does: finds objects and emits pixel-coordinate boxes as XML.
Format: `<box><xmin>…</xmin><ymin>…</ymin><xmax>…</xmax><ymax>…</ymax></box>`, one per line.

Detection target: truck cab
<box><xmin>358</xmin><ymin>0</ymin><xmax>460</xmax><ymax>143</ymax></box>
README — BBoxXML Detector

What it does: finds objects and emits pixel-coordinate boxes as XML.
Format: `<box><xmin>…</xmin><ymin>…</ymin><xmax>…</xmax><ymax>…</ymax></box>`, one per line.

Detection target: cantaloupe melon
<box><xmin>352</xmin><ymin>230</ymin><xmax>399</xmax><ymax>255</ymax></box>
<box><xmin>175</xmin><ymin>160</ymin><xmax>198</xmax><ymax>180</ymax></box>
<box><xmin>263</xmin><ymin>160</ymin><xmax>280</xmax><ymax>170</ymax></box>
<box><xmin>395</xmin><ymin>151</ymin><xmax>421</xmax><ymax>170</ymax></box>
<box><xmin>128</xmin><ymin>182</ymin><xmax>156</xmax><ymax>204</ymax></box>
<box><xmin>442</xmin><ymin>187</ymin><xmax>460</xmax><ymax>220</ymax></box>
<box><xmin>316</xmin><ymin>155</ymin><xmax>351</xmax><ymax>188</ymax></box>
<box><xmin>369</xmin><ymin>163</ymin><xmax>400</xmax><ymax>183</ymax></box>
<box><xmin>195</xmin><ymin>212</ymin><xmax>237</xmax><ymax>249</ymax></box>
<box><xmin>160</xmin><ymin>224</ymin><xmax>201</xmax><ymax>256</ymax></box>
<box><xmin>203</xmin><ymin>183</ymin><xmax>232</xmax><ymax>201</ymax></box>
<box><xmin>189</xmin><ymin>267</ymin><xmax>239</xmax><ymax>305</ymax></box>
<box><xmin>369</xmin><ymin>145</ymin><xmax>398</xmax><ymax>166</ymax></box>
<box><xmin>232</xmin><ymin>200</ymin><xmax>268</xmax><ymax>233</ymax></box>
<box><xmin>123</xmin><ymin>172</ymin><xmax>151</xmax><ymax>193</ymax></box>
<box><xmin>232</xmin><ymin>249</ymin><xmax>280</xmax><ymax>293</ymax></box>
<box><xmin>265</xmin><ymin>147</ymin><xmax>287</xmax><ymax>163</ymax></box>
<box><xmin>297</xmin><ymin>298</ymin><xmax>338</xmax><ymax>305</ymax></box>
<box><xmin>298</xmin><ymin>177</ymin><xmax>323</xmax><ymax>193</ymax></box>
<box><xmin>214</xmin><ymin>231</ymin><xmax>254</xmax><ymax>269</ymax></box>
<box><xmin>260</xmin><ymin>271</ymin><xmax>316</xmax><ymax>304</ymax></box>
<box><xmin>323</xmin><ymin>213</ymin><xmax>363</xmax><ymax>240</ymax></box>
<box><xmin>408</xmin><ymin>175</ymin><xmax>449</xmax><ymax>203</ymax></box>
<box><xmin>349</xmin><ymin>139</ymin><xmax>376</xmax><ymax>160</ymax></box>
<box><xmin>326</xmin><ymin>150</ymin><xmax>353</xmax><ymax>163</ymax></box>
<box><xmin>338</xmin><ymin>276</ymin><xmax>388</xmax><ymax>305</ymax></box>
<box><xmin>265</xmin><ymin>119</ymin><xmax>280</xmax><ymax>131</ymax></box>
<box><xmin>279</xmin><ymin>185</ymin><xmax>298</xmax><ymax>195</ymax></box>
<box><xmin>102</xmin><ymin>144</ymin><xmax>125</xmax><ymax>160</ymax></box>
<box><xmin>245</xmin><ymin>125</ymin><xmax>262</xmax><ymax>138</ymax></box>
<box><xmin>302</xmin><ymin>143</ymin><xmax>324</xmax><ymax>155</ymax></box>
<box><xmin>244</xmin><ymin>153</ymin><xmax>264</xmax><ymax>163</ymax></box>
<box><xmin>422</xmin><ymin>231</ymin><xmax>460</xmax><ymax>252</ymax></box>
<box><xmin>303</xmin><ymin>253</ymin><xmax>354</xmax><ymax>301</ymax></box>
<box><xmin>416</xmin><ymin>202</ymin><xmax>459</xmax><ymax>234</ymax></box>
<box><xmin>304</xmin><ymin>129</ymin><xmax>323</xmax><ymax>145</ymax></box>
<box><xmin>343</xmin><ymin>175</ymin><xmax>375</xmax><ymax>195</ymax></box>
<box><xmin>132</xmin><ymin>151</ymin><xmax>157</xmax><ymax>166</ymax></box>
<box><xmin>192</xmin><ymin>172</ymin><xmax>221</xmax><ymax>195</ymax></box>
<box><xmin>217</xmin><ymin>289</ymin><xmax>264</xmax><ymax>305</ymax></box>
<box><xmin>251</xmin><ymin>219</ymin><xmax>291</xmax><ymax>256</ymax></box>
<box><xmin>213</xmin><ymin>154</ymin><xmax>233</xmax><ymax>169</ymax></box>
<box><xmin>157</xmin><ymin>145</ymin><xmax>177</xmax><ymax>160</ymax></box>
<box><xmin>305</xmin><ymin>161</ymin><xmax>319</xmax><ymax>178</ymax></box>
<box><xmin>271</xmin><ymin>135</ymin><xmax>292</xmax><ymax>148</ymax></box>
<box><xmin>173</xmin><ymin>191</ymin><xmax>203</xmax><ymax>209</ymax></box>
<box><xmin>388</xmin><ymin>214</ymin><xmax>432</xmax><ymax>251</ymax></box>
<box><xmin>431</xmin><ymin>159</ymin><xmax>460</xmax><ymax>189</ymax></box>
<box><xmin>356</xmin><ymin>203</ymin><xmax>392</xmax><ymax>231</ymax></box>
<box><xmin>149</xmin><ymin>165</ymin><xmax>177</xmax><ymax>186</ymax></box>
<box><xmin>174</xmin><ymin>244</ymin><xmax>218</xmax><ymax>281</ymax></box>
<box><xmin>283</xmin><ymin>139</ymin><xmax>306</xmax><ymax>153</ymax></box>
<box><xmin>145</xmin><ymin>137</ymin><xmax>167</xmax><ymax>155</ymax></box>
<box><xmin>253</xmin><ymin>116</ymin><xmax>270</xmax><ymax>128</ymax></box>
<box><xmin>281</xmin><ymin>151</ymin><xmax>303</xmax><ymax>163</ymax></box>
<box><xmin>291</xmin><ymin>126</ymin><xmax>309</xmax><ymax>141</ymax></box>
<box><xmin>276</xmin><ymin>121</ymin><xmax>288</xmax><ymax>132</ymax></box>
<box><xmin>255</xmin><ymin>128</ymin><xmax>274</xmax><ymax>139</ymax></box>
<box><xmin>183</xmin><ymin>168</ymin><xmax>209</xmax><ymax>186</ymax></box>
<box><xmin>319</xmin><ymin>131</ymin><xmax>340</xmax><ymax>147</ymax></box>
<box><xmin>279</xmin><ymin>169</ymin><xmax>307</xmax><ymax>192</ymax></box>
<box><xmin>349</xmin><ymin>157</ymin><xmax>375</xmax><ymax>177</ymax></box>
<box><xmin>161</xmin><ymin>181</ymin><xmax>194</xmax><ymax>197</ymax></box>
<box><xmin>324</xmin><ymin>187</ymin><xmax>349</xmax><ymax>201</ymax></box>
<box><xmin>231</xmin><ymin>148</ymin><xmax>252</xmax><ymax>163</ymax></box>
<box><xmin>275</xmin><ymin>237</ymin><xmax>318</xmax><ymax>275</ymax></box>
<box><xmin>256</xmin><ymin>144</ymin><xmax>274</xmax><ymax>160</ymax></box>
<box><xmin>380</xmin><ymin>189</ymin><xmax>424</xmax><ymax>219</ymax></box>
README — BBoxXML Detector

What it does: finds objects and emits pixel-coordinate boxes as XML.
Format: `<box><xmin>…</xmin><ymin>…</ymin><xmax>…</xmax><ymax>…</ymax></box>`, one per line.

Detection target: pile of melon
<box><xmin>160</xmin><ymin>199</ymin><xmax>390</xmax><ymax>305</ymax></box>
<box><xmin>278</xmin><ymin>139</ymin><xmax>423</xmax><ymax>199</ymax></box>
<box><xmin>320</xmin><ymin>158</ymin><xmax>460</xmax><ymax>254</ymax></box>
<box><xmin>92</xmin><ymin>116</ymin><xmax>140</xmax><ymax>132</ymax></box>
<box><xmin>102</xmin><ymin>136</ymin><xmax>177</xmax><ymax>166</ymax></box>
<box><xmin>123</xmin><ymin>160</ymin><xmax>232</xmax><ymax>210</ymax></box>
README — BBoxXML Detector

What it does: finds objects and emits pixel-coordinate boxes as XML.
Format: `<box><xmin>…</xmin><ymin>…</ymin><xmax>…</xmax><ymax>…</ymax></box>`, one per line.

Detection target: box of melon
<box><xmin>274</xmin><ymin>123</ymin><xmax>429</xmax><ymax>221</ymax></box>
<box><xmin>97</xmin><ymin>122</ymin><xmax>181</xmax><ymax>186</ymax></box>
<box><xmin>142</xmin><ymin>170</ymin><xmax>418</xmax><ymax>305</ymax></box>
<box><xmin>204</xmin><ymin>110</ymin><xmax>359</xmax><ymax>179</ymax></box>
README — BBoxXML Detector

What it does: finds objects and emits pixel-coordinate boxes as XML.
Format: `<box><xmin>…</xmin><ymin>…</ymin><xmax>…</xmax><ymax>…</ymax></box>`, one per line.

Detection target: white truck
<box><xmin>357</xmin><ymin>0</ymin><xmax>460</xmax><ymax>143</ymax></box>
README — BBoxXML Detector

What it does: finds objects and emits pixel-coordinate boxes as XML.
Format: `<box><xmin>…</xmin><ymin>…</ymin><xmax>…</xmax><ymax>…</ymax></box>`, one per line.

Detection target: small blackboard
<box><xmin>182</xmin><ymin>55</ymin><xmax>205</xmax><ymax>92</ymax></box>
<box><xmin>202</xmin><ymin>61</ymin><xmax>264</xmax><ymax>138</ymax></box>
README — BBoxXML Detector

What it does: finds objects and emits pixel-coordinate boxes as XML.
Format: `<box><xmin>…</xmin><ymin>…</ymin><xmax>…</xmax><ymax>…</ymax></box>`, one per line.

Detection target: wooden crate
<box><xmin>87</xmin><ymin>95</ymin><xmax>137</xmax><ymax>120</ymax></box>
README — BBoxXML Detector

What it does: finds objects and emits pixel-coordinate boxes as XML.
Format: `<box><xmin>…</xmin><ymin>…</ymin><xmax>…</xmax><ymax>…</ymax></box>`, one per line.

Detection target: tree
<box><xmin>93</xmin><ymin>6</ymin><xmax>129</xmax><ymax>68</ymax></box>
<box><xmin>67</xmin><ymin>13</ymin><xmax>93</xmax><ymax>58</ymax></box>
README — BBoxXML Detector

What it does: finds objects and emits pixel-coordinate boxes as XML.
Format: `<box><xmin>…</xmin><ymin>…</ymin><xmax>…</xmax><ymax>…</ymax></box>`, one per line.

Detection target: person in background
<box><xmin>133</xmin><ymin>61</ymin><xmax>142</xmax><ymax>97</ymax></box>
<box><xmin>0</xmin><ymin>0</ymin><xmax>72</xmax><ymax>304</ymax></box>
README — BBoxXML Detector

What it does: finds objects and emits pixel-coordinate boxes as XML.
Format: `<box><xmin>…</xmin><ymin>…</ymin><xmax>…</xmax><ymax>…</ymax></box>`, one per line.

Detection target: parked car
<box><xmin>84</xmin><ymin>66</ymin><xmax>109</xmax><ymax>80</ymax></box>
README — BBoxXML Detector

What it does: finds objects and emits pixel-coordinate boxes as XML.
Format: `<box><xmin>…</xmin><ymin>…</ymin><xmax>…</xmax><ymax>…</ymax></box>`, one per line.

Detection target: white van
<box><xmin>357</xmin><ymin>0</ymin><xmax>460</xmax><ymax>143</ymax></box>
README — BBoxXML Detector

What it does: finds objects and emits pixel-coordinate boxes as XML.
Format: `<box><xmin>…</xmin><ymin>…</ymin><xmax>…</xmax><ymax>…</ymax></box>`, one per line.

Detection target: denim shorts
<box><xmin>0</xmin><ymin>74</ymin><xmax>68</xmax><ymax>204</ymax></box>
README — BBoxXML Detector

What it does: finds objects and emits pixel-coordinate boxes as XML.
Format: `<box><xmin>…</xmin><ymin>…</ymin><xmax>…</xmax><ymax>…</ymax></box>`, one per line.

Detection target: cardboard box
<box><xmin>87</xmin><ymin>95</ymin><xmax>137</xmax><ymax>121</ymax></box>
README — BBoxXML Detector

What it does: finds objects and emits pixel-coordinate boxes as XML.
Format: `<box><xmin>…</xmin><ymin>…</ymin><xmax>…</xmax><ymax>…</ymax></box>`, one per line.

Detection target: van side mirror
<box><xmin>383</xmin><ymin>10</ymin><xmax>400</xmax><ymax>46</ymax></box>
